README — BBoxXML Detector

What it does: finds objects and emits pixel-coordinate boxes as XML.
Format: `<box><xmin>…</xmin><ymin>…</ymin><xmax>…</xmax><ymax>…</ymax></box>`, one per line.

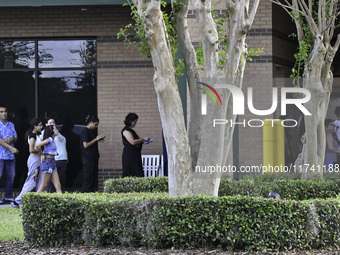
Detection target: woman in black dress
<box><xmin>121</xmin><ymin>113</ymin><xmax>149</xmax><ymax>177</ymax></box>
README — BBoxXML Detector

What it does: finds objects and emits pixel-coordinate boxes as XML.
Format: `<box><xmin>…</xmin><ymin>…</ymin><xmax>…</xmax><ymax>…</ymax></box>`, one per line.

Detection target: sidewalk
<box><xmin>0</xmin><ymin>204</ymin><xmax>14</xmax><ymax>208</ymax></box>
<box><xmin>0</xmin><ymin>190</ymin><xmax>21</xmax><ymax>208</ymax></box>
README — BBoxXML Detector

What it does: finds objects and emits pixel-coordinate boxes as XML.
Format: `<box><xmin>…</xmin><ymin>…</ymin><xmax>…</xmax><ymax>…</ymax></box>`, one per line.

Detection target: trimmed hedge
<box><xmin>22</xmin><ymin>192</ymin><xmax>340</xmax><ymax>251</ymax></box>
<box><xmin>104</xmin><ymin>177</ymin><xmax>168</xmax><ymax>193</ymax></box>
<box><xmin>104</xmin><ymin>177</ymin><xmax>340</xmax><ymax>200</ymax></box>
<box><xmin>218</xmin><ymin>177</ymin><xmax>340</xmax><ymax>200</ymax></box>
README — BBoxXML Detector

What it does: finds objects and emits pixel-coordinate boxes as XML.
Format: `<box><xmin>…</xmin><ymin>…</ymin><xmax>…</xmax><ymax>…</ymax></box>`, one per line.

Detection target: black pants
<box><xmin>82</xmin><ymin>157</ymin><xmax>98</xmax><ymax>193</ymax></box>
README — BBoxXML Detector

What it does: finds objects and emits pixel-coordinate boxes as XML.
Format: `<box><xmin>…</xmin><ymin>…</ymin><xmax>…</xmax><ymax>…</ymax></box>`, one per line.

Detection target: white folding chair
<box><xmin>158</xmin><ymin>155</ymin><xmax>164</xmax><ymax>177</ymax></box>
<box><xmin>142</xmin><ymin>155</ymin><xmax>160</xmax><ymax>177</ymax></box>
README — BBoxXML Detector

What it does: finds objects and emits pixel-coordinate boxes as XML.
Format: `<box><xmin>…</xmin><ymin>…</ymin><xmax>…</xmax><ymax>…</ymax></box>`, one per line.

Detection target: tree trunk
<box><xmin>299</xmin><ymin>38</ymin><xmax>332</xmax><ymax>178</ymax></box>
<box><xmin>180</xmin><ymin>0</ymin><xmax>257</xmax><ymax>196</ymax></box>
<box><xmin>132</xmin><ymin>0</ymin><xmax>259</xmax><ymax>196</ymax></box>
<box><xmin>132</xmin><ymin>0</ymin><xmax>193</xmax><ymax>196</ymax></box>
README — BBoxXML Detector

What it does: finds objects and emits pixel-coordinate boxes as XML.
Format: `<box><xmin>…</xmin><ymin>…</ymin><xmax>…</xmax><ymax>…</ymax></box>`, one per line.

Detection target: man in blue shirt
<box><xmin>0</xmin><ymin>105</ymin><xmax>19</xmax><ymax>204</ymax></box>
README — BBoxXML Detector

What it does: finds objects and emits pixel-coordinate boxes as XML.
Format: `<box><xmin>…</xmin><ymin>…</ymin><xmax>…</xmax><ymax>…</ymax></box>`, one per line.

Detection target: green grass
<box><xmin>0</xmin><ymin>208</ymin><xmax>24</xmax><ymax>241</ymax></box>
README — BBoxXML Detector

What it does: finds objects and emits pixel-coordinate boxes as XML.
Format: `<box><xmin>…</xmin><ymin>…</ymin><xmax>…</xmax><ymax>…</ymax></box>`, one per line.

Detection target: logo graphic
<box><xmin>196</xmin><ymin>82</ymin><xmax>222</xmax><ymax>115</ymax></box>
<box><xmin>196</xmin><ymin>79</ymin><xmax>312</xmax><ymax>128</ymax></box>
<box><xmin>197</xmin><ymin>82</ymin><xmax>311</xmax><ymax>117</ymax></box>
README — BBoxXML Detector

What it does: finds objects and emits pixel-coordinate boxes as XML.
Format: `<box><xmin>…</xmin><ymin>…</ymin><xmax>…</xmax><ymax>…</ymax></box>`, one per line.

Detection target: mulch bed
<box><xmin>0</xmin><ymin>242</ymin><xmax>339</xmax><ymax>255</ymax></box>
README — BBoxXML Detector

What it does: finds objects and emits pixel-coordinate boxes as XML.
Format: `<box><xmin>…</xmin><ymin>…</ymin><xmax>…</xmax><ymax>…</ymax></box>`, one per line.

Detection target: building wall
<box><xmin>0</xmin><ymin>2</ymin><xmax>299</xmax><ymax>190</ymax></box>
<box><xmin>0</xmin><ymin>5</ymin><xmax>163</xmax><ymax>190</ymax></box>
<box><xmin>240</xmin><ymin>0</ymin><xmax>274</xmax><ymax>169</ymax></box>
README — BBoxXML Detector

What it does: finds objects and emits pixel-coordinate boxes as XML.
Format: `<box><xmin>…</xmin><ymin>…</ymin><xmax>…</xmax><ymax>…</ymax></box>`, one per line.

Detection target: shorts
<box><xmin>41</xmin><ymin>157</ymin><xmax>57</xmax><ymax>174</ymax></box>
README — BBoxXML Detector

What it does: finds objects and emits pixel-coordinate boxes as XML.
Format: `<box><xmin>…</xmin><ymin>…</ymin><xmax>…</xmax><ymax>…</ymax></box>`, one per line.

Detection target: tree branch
<box><xmin>334</xmin><ymin>33</ymin><xmax>340</xmax><ymax>53</ymax></box>
<box><xmin>309</xmin><ymin>0</ymin><xmax>313</xmax><ymax>14</ymax></box>
<box><xmin>225</xmin><ymin>0</ymin><xmax>235</xmax><ymax>11</ymax></box>
<box><xmin>271</xmin><ymin>0</ymin><xmax>306</xmax><ymax>42</ymax></box>
<box><xmin>327</xmin><ymin>0</ymin><xmax>334</xmax><ymax>20</ymax></box>
<box><xmin>322</xmin><ymin>33</ymin><xmax>340</xmax><ymax>86</ymax></box>
<box><xmin>192</xmin><ymin>0</ymin><xmax>219</xmax><ymax>75</ymax></box>
<box><xmin>318</xmin><ymin>0</ymin><xmax>323</xmax><ymax>33</ymax></box>
<box><xmin>324</xmin><ymin>15</ymin><xmax>335</xmax><ymax>43</ymax></box>
<box><xmin>304</xmin><ymin>1</ymin><xmax>321</xmax><ymax>38</ymax></box>
<box><xmin>245</xmin><ymin>0</ymin><xmax>260</xmax><ymax>30</ymax></box>
<box><xmin>297</xmin><ymin>0</ymin><xmax>310</xmax><ymax>17</ymax></box>
<box><xmin>270</xmin><ymin>0</ymin><xmax>301</xmax><ymax>15</ymax></box>
<box><xmin>171</xmin><ymin>0</ymin><xmax>202</xmax><ymax>166</ymax></box>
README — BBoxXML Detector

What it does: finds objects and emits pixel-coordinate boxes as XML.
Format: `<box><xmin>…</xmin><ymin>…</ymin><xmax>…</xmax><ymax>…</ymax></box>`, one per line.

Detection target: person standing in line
<box><xmin>36</xmin><ymin>124</ymin><xmax>62</xmax><ymax>193</ymax></box>
<box><xmin>121</xmin><ymin>113</ymin><xmax>150</xmax><ymax>177</ymax></box>
<box><xmin>60</xmin><ymin>118</ymin><xmax>82</xmax><ymax>189</ymax></box>
<box><xmin>332</xmin><ymin>106</ymin><xmax>340</xmax><ymax>164</ymax></box>
<box><xmin>44</xmin><ymin>117</ymin><xmax>67</xmax><ymax>191</ymax></box>
<box><xmin>324</xmin><ymin>119</ymin><xmax>340</xmax><ymax>171</ymax></box>
<box><xmin>0</xmin><ymin>105</ymin><xmax>19</xmax><ymax>204</ymax></box>
<box><xmin>15</xmin><ymin>118</ymin><xmax>43</xmax><ymax>205</ymax></box>
<box><xmin>80</xmin><ymin>115</ymin><xmax>105</xmax><ymax>193</ymax></box>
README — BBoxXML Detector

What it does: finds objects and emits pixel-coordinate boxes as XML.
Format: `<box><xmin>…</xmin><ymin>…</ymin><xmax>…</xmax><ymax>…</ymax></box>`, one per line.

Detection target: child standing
<box><xmin>36</xmin><ymin>124</ymin><xmax>62</xmax><ymax>193</ymax></box>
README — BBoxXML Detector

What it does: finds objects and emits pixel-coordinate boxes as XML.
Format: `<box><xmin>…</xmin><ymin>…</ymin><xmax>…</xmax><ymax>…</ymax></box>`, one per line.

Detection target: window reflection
<box><xmin>38</xmin><ymin>70</ymin><xmax>96</xmax><ymax>124</ymax></box>
<box><xmin>0</xmin><ymin>38</ymin><xmax>97</xmax><ymax>191</ymax></box>
<box><xmin>0</xmin><ymin>71</ymin><xmax>35</xmax><ymax>189</ymax></box>
<box><xmin>38</xmin><ymin>40</ymin><xmax>96</xmax><ymax>68</ymax></box>
<box><xmin>0</xmin><ymin>41</ymin><xmax>35</xmax><ymax>69</ymax></box>
<box><xmin>0</xmin><ymin>71</ymin><xmax>35</xmax><ymax>118</ymax></box>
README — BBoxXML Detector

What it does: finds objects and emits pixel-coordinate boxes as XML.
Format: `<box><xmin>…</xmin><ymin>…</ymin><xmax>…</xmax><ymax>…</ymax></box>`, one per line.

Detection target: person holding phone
<box><xmin>36</xmin><ymin>124</ymin><xmax>62</xmax><ymax>193</ymax></box>
<box><xmin>80</xmin><ymin>115</ymin><xmax>105</xmax><ymax>192</ymax></box>
<box><xmin>121</xmin><ymin>112</ymin><xmax>150</xmax><ymax>177</ymax></box>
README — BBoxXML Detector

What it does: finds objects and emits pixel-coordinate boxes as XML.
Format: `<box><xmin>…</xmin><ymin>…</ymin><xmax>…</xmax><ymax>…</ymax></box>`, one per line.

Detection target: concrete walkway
<box><xmin>0</xmin><ymin>204</ymin><xmax>16</xmax><ymax>208</ymax></box>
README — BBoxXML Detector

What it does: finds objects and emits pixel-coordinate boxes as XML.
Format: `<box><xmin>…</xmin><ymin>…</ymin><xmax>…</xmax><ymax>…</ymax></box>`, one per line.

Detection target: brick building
<box><xmin>0</xmin><ymin>1</ymin><xmax>338</xmax><ymax>192</ymax></box>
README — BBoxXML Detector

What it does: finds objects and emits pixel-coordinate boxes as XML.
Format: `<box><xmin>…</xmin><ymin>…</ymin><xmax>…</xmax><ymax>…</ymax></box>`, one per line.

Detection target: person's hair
<box><xmin>45</xmin><ymin>115</ymin><xmax>55</xmax><ymax>124</ymax></box>
<box><xmin>85</xmin><ymin>114</ymin><xmax>99</xmax><ymax>125</ymax></box>
<box><xmin>0</xmin><ymin>104</ymin><xmax>7</xmax><ymax>109</ymax></box>
<box><xmin>124</xmin><ymin>112</ymin><xmax>138</xmax><ymax>126</ymax></box>
<box><xmin>335</xmin><ymin>107</ymin><xmax>340</xmax><ymax>117</ymax></box>
<box><xmin>29</xmin><ymin>117</ymin><xmax>42</xmax><ymax>132</ymax></box>
<box><xmin>325</xmin><ymin>118</ymin><xmax>334</xmax><ymax>127</ymax></box>
<box><xmin>26</xmin><ymin>117</ymin><xmax>42</xmax><ymax>141</ymax></box>
<box><xmin>43</xmin><ymin>124</ymin><xmax>54</xmax><ymax>140</ymax></box>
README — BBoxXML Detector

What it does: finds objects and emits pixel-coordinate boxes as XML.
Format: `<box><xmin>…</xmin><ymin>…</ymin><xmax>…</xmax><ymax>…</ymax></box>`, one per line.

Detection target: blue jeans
<box><xmin>0</xmin><ymin>159</ymin><xmax>16</xmax><ymax>198</ymax></box>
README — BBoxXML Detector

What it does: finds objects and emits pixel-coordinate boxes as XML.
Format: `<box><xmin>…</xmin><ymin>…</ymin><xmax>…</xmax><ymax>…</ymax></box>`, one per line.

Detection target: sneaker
<box><xmin>3</xmin><ymin>198</ymin><xmax>15</xmax><ymax>204</ymax></box>
<box><xmin>11</xmin><ymin>201</ymin><xmax>20</xmax><ymax>209</ymax></box>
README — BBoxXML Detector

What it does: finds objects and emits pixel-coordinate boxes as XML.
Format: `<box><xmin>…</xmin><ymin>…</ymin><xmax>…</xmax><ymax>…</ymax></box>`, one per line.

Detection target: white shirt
<box><xmin>54</xmin><ymin>133</ymin><xmax>68</xmax><ymax>161</ymax></box>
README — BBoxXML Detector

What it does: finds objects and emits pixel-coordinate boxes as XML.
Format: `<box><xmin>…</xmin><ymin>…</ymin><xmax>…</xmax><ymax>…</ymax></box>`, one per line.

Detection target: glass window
<box><xmin>38</xmin><ymin>70</ymin><xmax>96</xmax><ymax>124</ymax></box>
<box><xmin>0</xmin><ymin>38</ymin><xmax>97</xmax><ymax>190</ymax></box>
<box><xmin>0</xmin><ymin>39</ymin><xmax>97</xmax><ymax>120</ymax></box>
<box><xmin>0</xmin><ymin>41</ymin><xmax>35</xmax><ymax>69</ymax></box>
<box><xmin>0</xmin><ymin>71</ymin><xmax>36</xmax><ymax>119</ymax></box>
<box><xmin>0</xmin><ymin>71</ymin><xmax>36</xmax><ymax>190</ymax></box>
<box><xmin>38</xmin><ymin>40</ymin><xmax>96</xmax><ymax>68</ymax></box>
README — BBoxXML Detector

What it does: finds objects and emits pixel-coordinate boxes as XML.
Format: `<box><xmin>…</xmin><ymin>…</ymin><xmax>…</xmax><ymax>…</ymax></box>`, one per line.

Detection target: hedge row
<box><xmin>104</xmin><ymin>177</ymin><xmax>340</xmax><ymax>200</ymax></box>
<box><xmin>104</xmin><ymin>177</ymin><xmax>168</xmax><ymax>193</ymax></box>
<box><xmin>22</xmin><ymin>192</ymin><xmax>340</xmax><ymax>251</ymax></box>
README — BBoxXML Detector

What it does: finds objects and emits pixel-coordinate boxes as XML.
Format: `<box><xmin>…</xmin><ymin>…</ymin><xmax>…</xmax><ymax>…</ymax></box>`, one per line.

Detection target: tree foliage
<box><xmin>118</xmin><ymin>1</ymin><xmax>262</xmax><ymax>74</ymax></box>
